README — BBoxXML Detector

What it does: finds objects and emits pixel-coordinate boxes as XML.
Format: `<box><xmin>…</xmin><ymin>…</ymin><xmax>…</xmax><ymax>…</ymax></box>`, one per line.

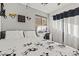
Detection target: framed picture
<box><xmin>18</xmin><ymin>15</ymin><xmax>25</xmax><ymax>23</ymax></box>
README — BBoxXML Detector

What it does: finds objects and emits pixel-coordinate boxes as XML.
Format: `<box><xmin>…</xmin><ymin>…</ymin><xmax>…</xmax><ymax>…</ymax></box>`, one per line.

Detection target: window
<box><xmin>35</xmin><ymin>15</ymin><xmax>47</xmax><ymax>33</ymax></box>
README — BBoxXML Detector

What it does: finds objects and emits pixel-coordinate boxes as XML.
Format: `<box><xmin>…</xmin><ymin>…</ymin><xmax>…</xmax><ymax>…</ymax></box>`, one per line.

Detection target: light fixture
<box><xmin>57</xmin><ymin>3</ymin><xmax>61</xmax><ymax>6</ymax></box>
<box><xmin>9</xmin><ymin>12</ymin><xmax>16</xmax><ymax>18</ymax></box>
<box><xmin>41</xmin><ymin>3</ymin><xmax>48</xmax><ymax>6</ymax></box>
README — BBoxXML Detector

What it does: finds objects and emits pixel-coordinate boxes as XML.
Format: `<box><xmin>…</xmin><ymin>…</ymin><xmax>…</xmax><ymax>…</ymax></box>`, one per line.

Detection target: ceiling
<box><xmin>22</xmin><ymin>3</ymin><xmax>70</xmax><ymax>14</ymax></box>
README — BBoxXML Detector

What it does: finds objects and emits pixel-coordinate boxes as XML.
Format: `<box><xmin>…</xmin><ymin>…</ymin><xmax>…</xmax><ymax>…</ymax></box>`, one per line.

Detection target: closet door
<box><xmin>68</xmin><ymin>16</ymin><xmax>75</xmax><ymax>48</ymax></box>
<box><xmin>64</xmin><ymin>17</ymin><xmax>68</xmax><ymax>45</ymax></box>
<box><xmin>64</xmin><ymin>15</ymin><xmax>74</xmax><ymax>47</ymax></box>
<box><xmin>56</xmin><ymin>20</ymin><xmax>62</xmax><ymax>43</ymax></box>
<box><xmin>64</xmin><ymin>12</ymin><xmax>79</xmax><ymax>49</ymax></box>
<box><xmin>74</xmin><ymin>15</ymin><xmax>79</xmax><ymax>49</ymax></box>
<box><xmin>52</xmin><ymin>21</ymin><xmax>58</xmax><ymax>42</ymax></box>
<box><xmin>67</xmin><ymin>9</ymin><xmax>79</xmax><ymax>49</ymax></box>
<box><xmin>64</xmin><ymin>16</ymin><xmax>75</xmax><ymax>48</ymax></box>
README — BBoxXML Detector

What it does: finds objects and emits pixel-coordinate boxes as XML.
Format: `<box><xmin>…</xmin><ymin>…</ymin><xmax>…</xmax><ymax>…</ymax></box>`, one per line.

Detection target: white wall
<box><xmin>49</xmin><ymin>3</ymin><xmax>79</xmax><ymax>49</ymax></box>
<box><xmin>1</xmin><ymin>3</ymin><xmax>48</xmax><ymax>31</ymax></box>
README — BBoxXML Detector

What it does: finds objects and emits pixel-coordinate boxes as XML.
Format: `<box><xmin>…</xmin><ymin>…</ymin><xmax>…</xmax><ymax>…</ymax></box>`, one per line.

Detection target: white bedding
<box><xmin>0</xmin><ymin>31</ymin><xmax>79</xmax><ymax>56</ymax></box>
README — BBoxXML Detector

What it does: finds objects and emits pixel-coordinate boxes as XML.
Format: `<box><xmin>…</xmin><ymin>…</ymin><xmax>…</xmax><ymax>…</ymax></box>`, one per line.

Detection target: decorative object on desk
<box><xmin>26</xmin><ymin>16</ymin><xmax>31</xmax><ymax>20</ymax></box>
<box><xmin>18</xmin><ymin>15</ymin><xmax>25</xmax><ymax>23</ymax></box>
<box><xmin>9</xmin><ymin>12</ymin><xmax>16</xmax><ymax>18</ymax></box>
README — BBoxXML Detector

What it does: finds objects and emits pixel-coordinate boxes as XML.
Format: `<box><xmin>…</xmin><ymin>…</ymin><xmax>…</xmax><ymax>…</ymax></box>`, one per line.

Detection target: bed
<box><xmin>0</xmin><ymin>31</ymin><xmax>79</xmax><ymax>56</ymax></box>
